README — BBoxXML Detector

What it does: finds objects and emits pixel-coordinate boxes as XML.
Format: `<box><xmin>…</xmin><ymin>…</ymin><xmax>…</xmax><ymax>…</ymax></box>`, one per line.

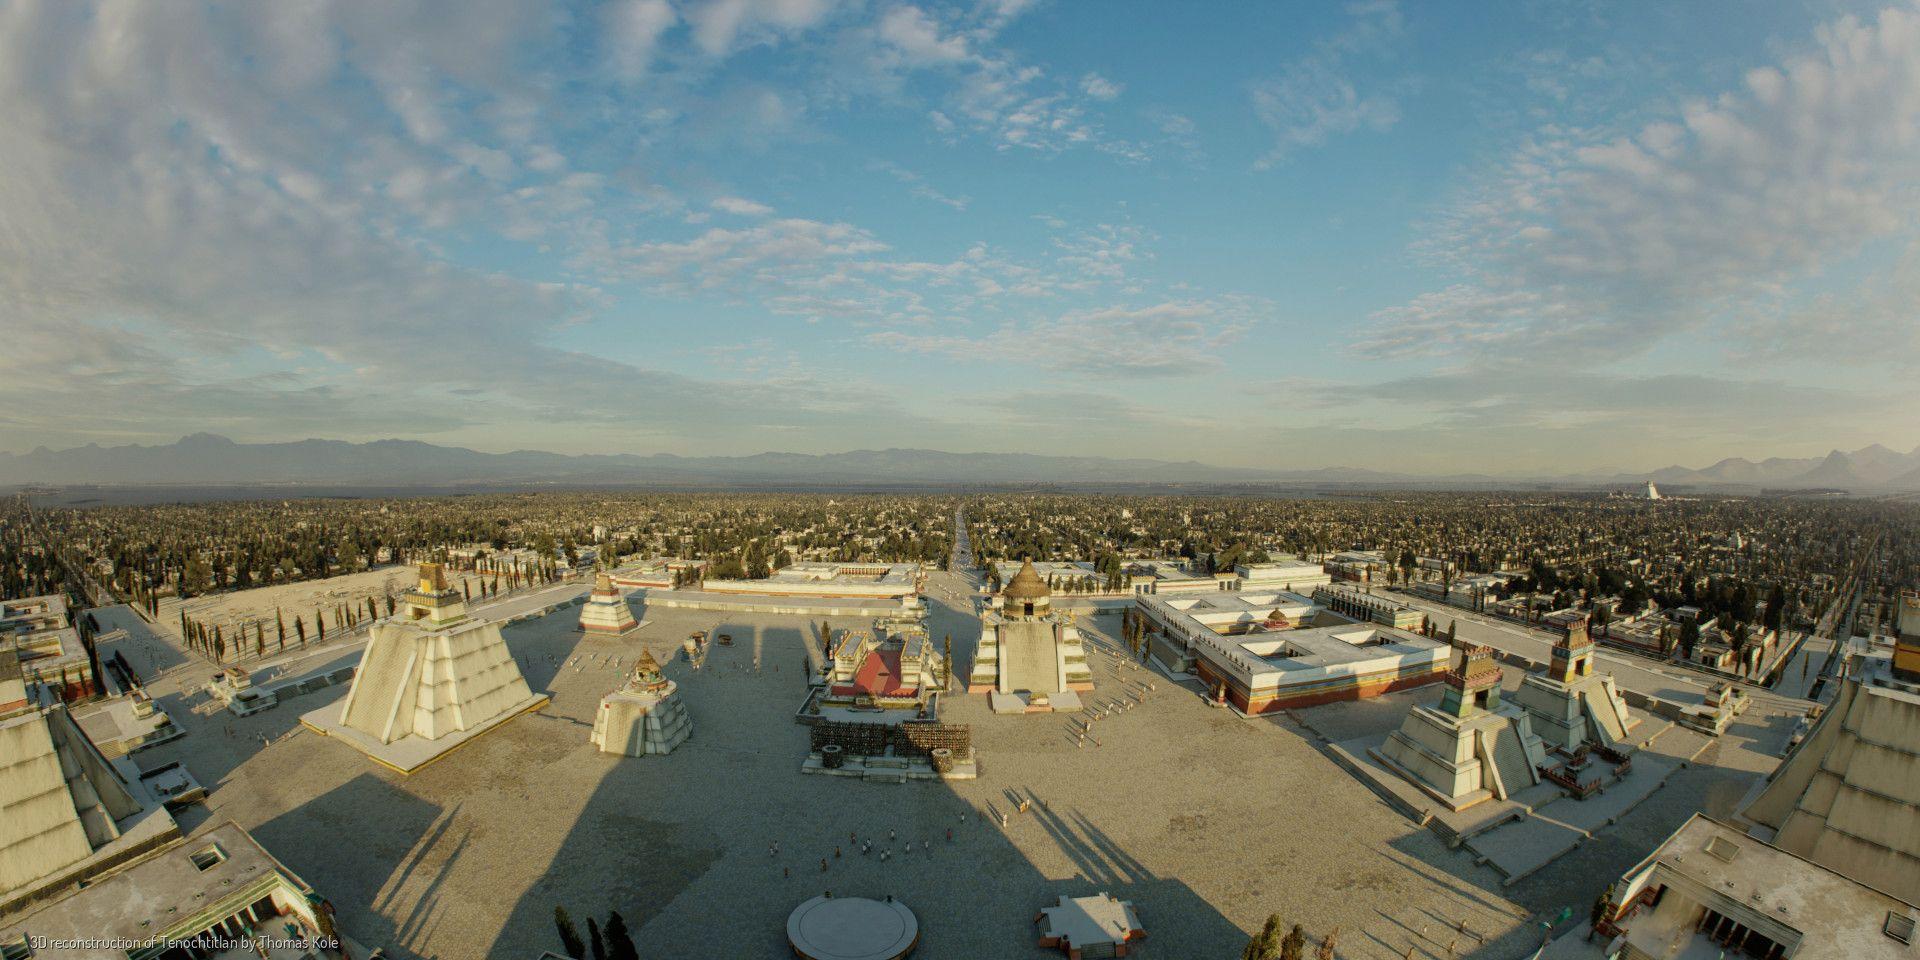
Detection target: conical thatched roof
<box><xmin>1003</xmin><ymin>559</ymin><xmax>1050</xmax><ymax>601</ymax></box>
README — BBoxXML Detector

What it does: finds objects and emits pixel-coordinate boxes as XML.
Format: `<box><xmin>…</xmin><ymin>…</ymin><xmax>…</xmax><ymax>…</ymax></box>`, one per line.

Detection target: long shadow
<box><xmin>483</xmin><ymin>595</ymin><xmax>1244</xmax><ymax>959</ymax></box>
<box><xmin>252</xmin><ymin>772</ymin><xmax>444</xmax><ymax>955</ymax></box>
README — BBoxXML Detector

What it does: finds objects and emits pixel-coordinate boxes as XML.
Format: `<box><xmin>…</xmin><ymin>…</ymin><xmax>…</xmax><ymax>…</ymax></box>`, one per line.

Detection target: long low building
<box><xmin>1</xmin><ymin>594</ymin><xmax>97</xmax><ymax>701</ymax></box>
<box><xmin>610</xmin><ymin>558</ymin><xmax>707</xmax><ymax>589</ymax></box>
<box><xmin>703</xmin><ymin>562</ymin><xmax>923</xmax><ymax>600</ymax></box>
<box><xmin>1136</xmin><ymin>592</ymin><xmax>1447</xmax><ymax>713</ymax></box>
<box><xmin>1234</xmin><ymin>560</ymin><xmax>1331</xmax><ymax>593</ymax></box>
<box><xmin>1312</xmin><ymin>585</ymin><xmax>1426</xmax><ymax>631</ymax></box>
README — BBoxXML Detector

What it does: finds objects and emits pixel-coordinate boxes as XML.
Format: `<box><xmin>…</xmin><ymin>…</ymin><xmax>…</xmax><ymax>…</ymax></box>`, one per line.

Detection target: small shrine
<box><xmin>578</xmin><ymin>569</ymin><xmax>640</xmax><ymax>636</ymax></box>
<box><xmin>590</xmin><ymin>649</ymin><xmax>692</xmax><ymax>757</ymax></box>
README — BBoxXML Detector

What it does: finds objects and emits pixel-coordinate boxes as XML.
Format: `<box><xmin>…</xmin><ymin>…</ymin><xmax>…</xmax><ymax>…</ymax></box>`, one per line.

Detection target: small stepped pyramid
<box><xmin>591</xmin><ymin>649</ymin><xmax>692</xmax><ymax>757</ymax></box>
<box><xmin>578</xmin><ymin>570</ymin><xmax>639</xmax><ymax>636</ymax></box>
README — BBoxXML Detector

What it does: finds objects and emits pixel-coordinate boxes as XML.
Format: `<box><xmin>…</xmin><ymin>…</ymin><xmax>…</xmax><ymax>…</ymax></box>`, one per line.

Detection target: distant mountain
<box><xmin>1606</xmin><ymin>443</ymin><xmax>1920</xmax><ymax>492</ymax></box>
<box><xmin>2</xmin><ymin>434</ymin><xmax>1917</xmax><ymax>492</ymax></box>
<box><xmin>0</xmin><ymin>433</ymin><xmax>1294</xmax><ymax>488</ymax></box>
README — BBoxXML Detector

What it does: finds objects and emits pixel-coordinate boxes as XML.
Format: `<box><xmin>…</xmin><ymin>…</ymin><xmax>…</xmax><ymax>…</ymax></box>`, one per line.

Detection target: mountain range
<box><xmin>2</xmin><ymin>433</ymin><xmax>1918</xmax><ymax>492</ymax></box>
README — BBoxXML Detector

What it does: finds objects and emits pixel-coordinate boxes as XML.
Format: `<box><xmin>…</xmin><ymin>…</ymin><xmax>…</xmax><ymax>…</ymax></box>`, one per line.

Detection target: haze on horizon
<box><xmin>2</xmin><ymin>0</ymin><xmax>1917</xmax><ymax>476</ymax></box>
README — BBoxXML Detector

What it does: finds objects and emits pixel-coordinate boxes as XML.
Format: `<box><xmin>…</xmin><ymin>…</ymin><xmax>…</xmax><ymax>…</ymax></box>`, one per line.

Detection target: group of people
<box><xmin>772</xmin><ymin>814</ymin><xmax>970</xmax><ymax>878</ymax></box>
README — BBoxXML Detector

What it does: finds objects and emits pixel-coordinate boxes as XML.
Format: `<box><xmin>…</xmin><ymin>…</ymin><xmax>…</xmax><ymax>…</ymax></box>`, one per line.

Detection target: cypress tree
<box><xmin>604</xmin><ymin>911</ymin><xmax>638</xmax><ymax>960</ymax></box>
<box><xmin>553</xmin><ymin>906</ymin><xmax>585</xmax><ymax>959</ymax></box>
<box><xmin>586</xmin><ymin>917</ymin><xmax>607</xmax><ymax>960</ymax></box>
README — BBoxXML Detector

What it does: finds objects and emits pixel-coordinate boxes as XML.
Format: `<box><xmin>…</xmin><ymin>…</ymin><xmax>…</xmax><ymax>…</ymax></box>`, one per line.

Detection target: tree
<box><xmin>1315</xmin><ymin>927</ymin><xmax>1339</xmax><ymax>960</ymax></box>
<box><xmin>604</xmin><ymin>910</ymin><xmax>639</xmax><ymax>960</ymax></box>
<box><xmin>1242</xmin><ymin>915</ymin><xmax>1284</xmax><ymax>960</ymax></box>
<box><xmin>586</xmin><ymin>917</ymin><xmax>607</xmax><ymax>960</ymax></box>
<box><xmin>553</xmin><ymin>906</ymin><xmax>585</xmax><ymax>959</ymax></box>
<box><xmin>1280</xmin><ymin>924</ymin><xmax>1307</xmax><ymax>960</ymax></box>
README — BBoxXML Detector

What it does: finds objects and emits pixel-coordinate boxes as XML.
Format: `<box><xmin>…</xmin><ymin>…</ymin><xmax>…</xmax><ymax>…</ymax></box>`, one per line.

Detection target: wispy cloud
<box><xmin>1250</xmin><ymin>0</ymin><xmax>1409</xmax><ymax>166</ymax></box>
<box><xmin>1362</xmin><ymin>4</ymin><xmax>1920</xmax><ymax>361</ymax></box>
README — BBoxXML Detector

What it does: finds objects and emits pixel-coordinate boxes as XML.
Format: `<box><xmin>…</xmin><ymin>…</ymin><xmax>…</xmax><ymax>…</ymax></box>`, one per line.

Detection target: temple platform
<box><xmin>299</xmin><ymin>692</ymin><xmax>550</xmax><ymax>775</ymax></box>
<box><xmin>800</xmin><ymin>748</ymin><xmax>978</xmax><ymax>782</ymax></box>
<box><xmin>989</xmin><ymin>690</ymin><xmax>1081</xmax><ymax>715</ymax></box>
<box><xmin>578</xmin><ymin>617</ymin><xmax>649</xmax><ymax>637</ymax></box>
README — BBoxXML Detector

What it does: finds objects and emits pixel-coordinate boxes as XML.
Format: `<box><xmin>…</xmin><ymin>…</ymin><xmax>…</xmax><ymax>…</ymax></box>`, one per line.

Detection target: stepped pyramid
<box><xmin>591</xmin><ymin>649</ymin><xmax>691</xmax><ymax>757</ymax></box>
<box><xmin>307</xmin><ymin>562</ymin><xmax>548</xmax><ymax>772</ymax></box>
<box><xmin>1508</xmin><ymin>615</ymin><xmax>1636</xmax><ymax>752</ymax></box>
<box><xmin>1373</xmin><ymin>643</ymin><xmax>1546</xmax><ymax>811</ymax></box>
<box><xmin>968</xmin><ymin>559</ymin><xmax>1093</xmax><ymax>713</ymax></box>
<box><xmin>0</xmin><ymin>649</ymin><xmax>168</xmax><ymax>905</ymax></box>
<box><xmin>1741</xmin><ymin>590</ymin><xmax>1920</xmax><ymax>903</ymax></box>
<box><xmin>578</xmin><ymin>570</ymin><xmax>639</xmax><ymax>636</ymax></box>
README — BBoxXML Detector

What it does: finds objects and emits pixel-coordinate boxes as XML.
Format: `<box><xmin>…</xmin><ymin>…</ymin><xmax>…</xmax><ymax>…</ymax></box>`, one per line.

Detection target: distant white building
<box><xmin>1645</xmin><ymin>480</ymin><xmax>1661</xmax><ymax>500</ymax></box>
<box><xmin>1235</xmin><ymin>560</ymin><xmax>1331</xmax><ymax>593</ymax></box>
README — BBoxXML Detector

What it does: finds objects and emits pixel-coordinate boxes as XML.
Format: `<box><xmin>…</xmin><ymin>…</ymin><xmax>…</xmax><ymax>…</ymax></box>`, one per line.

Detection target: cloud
<box><xmin>867</xmin><ymin>297</ymin><xmax>1266</xmax><ymax>377</ymax></box>
<box><xmin>603</xmin><ymin>0</ymin><xmax>679</xmax><ymax>80</ymax></box>
<box><xmin>1250</xmin><ymin>0</ymin><xmax>1407</xmax><ymax>166</ymax></box>
<box><xmin>876</xmin><ymin>5</ymin><xmax>970</xmax><ymax>64</ymax></box>
<box><xmin>1365</xmin><ymin>4</ymin><xmax>1920</xmax><ymax>360</ymax></box>
<box><xmin>683</xmin><ymin>0</ymin><xmax>841</xmax><ymax>57</ymax></box>
<box><xmin>1080</xmin><ymin>72</ymin><xmax>1122</xmax><ymax>100</ymax></box>
<box><xmin>868</xmin><ymin>160</ymin><xmax>971</xmax><ymax>210</ymax></box>
<box><xmin>711</xmin><ymin>195</ymin><xmax>776</xmax><ymax>216</ymax></box>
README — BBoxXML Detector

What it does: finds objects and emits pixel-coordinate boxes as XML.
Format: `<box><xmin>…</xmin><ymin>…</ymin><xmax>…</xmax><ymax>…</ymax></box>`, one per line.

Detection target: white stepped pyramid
<box><xmin>305</xmin><ymin>562</ymin><xmax>548</xmax><ymax>773</ymax></box>
<box><xmin>1373</xmin><ymin>643</ymin><xmax>1545</xmax><ymax>811</ymax></box>
<box><xmin>1741</xmin><ymin>593</ymin><xmax>1920</xmax><ymax>904</ymax></box>
<box><xmin>0</xmin><ymin>648</ymin><xmax>172</xmax><ymax>906</ymax></box>
<box><xmin>578</xmin><ymin>570</ymin><xmax>639</xmax><ymax>635</ymax></box>
<box><xmin>591</xmin><ymin>648</ymin><xmax>691</xmax><ymax>757</ymax></box>
<box><xmin>1509</xmin><ymin>616</ymin><xmax>1636</xmax><ymax>752</ymax></box>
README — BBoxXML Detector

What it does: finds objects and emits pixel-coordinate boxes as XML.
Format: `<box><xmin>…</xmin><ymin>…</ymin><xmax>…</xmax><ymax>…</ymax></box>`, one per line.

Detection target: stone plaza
<box><xmin>72</xmin><ymin>568</ymin><xmax>1816</xmax><ymax>959</ymax></box>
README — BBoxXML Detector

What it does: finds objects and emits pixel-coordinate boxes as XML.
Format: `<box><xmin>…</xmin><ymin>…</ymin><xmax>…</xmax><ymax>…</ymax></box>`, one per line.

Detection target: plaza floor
<box><xmin>104</xmin><ymin>570</ymin><xmax>1799</xmax><ymax>959</ymax></box>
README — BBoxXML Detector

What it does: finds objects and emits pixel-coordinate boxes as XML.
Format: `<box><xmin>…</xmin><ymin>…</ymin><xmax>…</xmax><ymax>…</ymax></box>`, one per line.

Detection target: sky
<box><xmin>1</xmin><ymin>0</ymin><xmax>1917</xmax><ymax>475</ymax></box>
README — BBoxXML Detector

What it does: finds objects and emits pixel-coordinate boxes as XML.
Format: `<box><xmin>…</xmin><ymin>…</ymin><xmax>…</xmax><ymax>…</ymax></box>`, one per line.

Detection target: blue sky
<box><xmin>2</xmin><ymin>0</ymin><xmax>1917</xmax><ymax>473</ymax></box>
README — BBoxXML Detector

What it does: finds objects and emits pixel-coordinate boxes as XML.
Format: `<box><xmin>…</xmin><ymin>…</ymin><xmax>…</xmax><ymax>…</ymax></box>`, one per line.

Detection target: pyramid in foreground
<box><xmin>303</xmin><ymin>562</ymin><xmax>548</xmax><ymax>774</ymax></box>
<box><xmin>1741</xmin><ymin>589</ymin><xmax>1920</xmax><ymax>904</ymax></box>
<box><xmin>0</xmin><ymin>648</ymin><xmax>179</xmax><ymax>911</ymax></box>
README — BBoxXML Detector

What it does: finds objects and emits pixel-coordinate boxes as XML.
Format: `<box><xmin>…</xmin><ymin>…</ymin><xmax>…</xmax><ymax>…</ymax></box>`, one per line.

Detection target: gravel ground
<box><xmin>109</xmin><ymin>570</ymin><xmax>1794</xmax><ymax>960</ymax></box>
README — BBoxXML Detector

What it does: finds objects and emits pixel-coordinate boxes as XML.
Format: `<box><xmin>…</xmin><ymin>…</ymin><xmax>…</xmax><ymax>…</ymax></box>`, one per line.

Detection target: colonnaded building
<box><xmin>1135</xmin><ymin>589</ymin><xmax>1448</xmax><ymax>713</ymax></box>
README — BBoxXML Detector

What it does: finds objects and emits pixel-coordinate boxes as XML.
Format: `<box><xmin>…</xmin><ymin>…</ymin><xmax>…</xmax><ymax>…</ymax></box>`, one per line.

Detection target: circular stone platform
<box><xmin>786</xmin><ymin>895</ymin><xmax>919</xmax><ymax>960</ymax></box>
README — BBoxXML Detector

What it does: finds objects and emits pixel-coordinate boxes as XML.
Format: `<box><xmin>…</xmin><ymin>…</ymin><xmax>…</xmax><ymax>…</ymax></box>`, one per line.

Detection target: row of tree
<box><xmin>554</xmin><ymin>906</ymin><xmax>638</xmax><ymax>960</ymax></box>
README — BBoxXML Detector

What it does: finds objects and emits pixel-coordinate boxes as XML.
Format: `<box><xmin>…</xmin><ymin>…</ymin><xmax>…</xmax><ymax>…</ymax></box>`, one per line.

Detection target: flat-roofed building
<box><xmin>610</xmin><ymin>558</ymin><xmax>708</xmax><ymax>589</ymax></box>
<box><xmin>0</xmin><ymin>821</ymin><xmax>363</xmax><ymax>960</ymax></box>
<box><xmin>1136</xmin><ymin>592</ymin><xmax>1446</xmax><ymax>713</ymax></box>
<box><xmin>1326</xmin><ymin>550</ymin><xmax>1384</xmax><ymax>584</ymax></box>
<box><xmin>0</xmin><ymin>595</ymin><xmax>96</xmax><ymax>702</ymax></box>
<box><xmin>1122</xmin><ymin>560</ymin><xmax>1230</xmax><ymax>595</ymax></box>
<box><xmin>1597</xmin><ymin>814</ymin><xmax>1917</xmax><ymax>959</ymax></box>
<box><xmin>1312</xmin><ymin>585</ymin><xmax>1425</xmax><ymax>631</ymax></box>
<box><xmin>704</xmin><ymin>562</ymin><xmax>923</xmax><ymax>600</ymax></box>
<box><xmin>1235</xmin><ymin>560</ymin><xmax>1331</xmax><ymax>593</ymax></box>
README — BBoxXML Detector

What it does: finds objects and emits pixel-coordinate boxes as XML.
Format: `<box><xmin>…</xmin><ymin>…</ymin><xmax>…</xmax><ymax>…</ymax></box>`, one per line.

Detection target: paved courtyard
<box><xmin>103</xmin><ymin>570</ymin><xmax>1801</xmax><ymax>959</ymax></box>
